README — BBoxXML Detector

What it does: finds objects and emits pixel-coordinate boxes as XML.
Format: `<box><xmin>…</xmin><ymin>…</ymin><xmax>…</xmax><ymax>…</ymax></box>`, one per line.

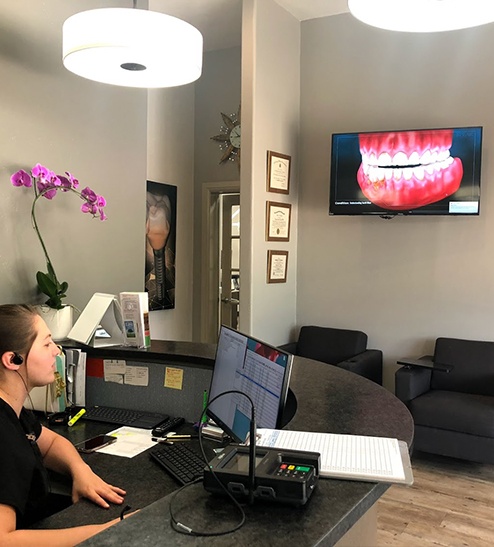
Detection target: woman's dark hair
<box><xmin>0</xmin><ymin>304</ymin><xmax>39</xmax><ymax>358</ymax></box>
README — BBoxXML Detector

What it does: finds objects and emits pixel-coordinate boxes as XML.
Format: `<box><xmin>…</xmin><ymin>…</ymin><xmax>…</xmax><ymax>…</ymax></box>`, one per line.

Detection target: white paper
<box><xmin>104</xmin><ymin>359</ymin><xmax>127</xmax><ymax>375</ymax></box>
<box><xmin>124</xmin><ymin>366</ymin><xmax>149</xmax><ymax>386</ymax></box>
<box><xmin>96</xmin><ymin>426</ymin><xmax>157</xmax><ymax>458</ymax></box>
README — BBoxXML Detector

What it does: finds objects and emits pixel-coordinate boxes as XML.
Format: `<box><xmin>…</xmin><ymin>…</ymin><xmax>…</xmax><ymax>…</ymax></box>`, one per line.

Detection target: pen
<box><xmin>68</xmin><ymin>408</ymin><xmax>86</xmax><ymax>427</ymax></box>
<box><xmin>165</xmin><ymin>434</ymin><xmax>198</xmax><ymax>440</ymax></box>
<box><xmin>152</xmin><ymin>437</ymin><xmax>173</xmax><ymax>444</ymax></box>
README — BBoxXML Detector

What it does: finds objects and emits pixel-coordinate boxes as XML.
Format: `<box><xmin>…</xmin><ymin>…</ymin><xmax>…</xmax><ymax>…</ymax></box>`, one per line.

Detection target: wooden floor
<box><xmin>376</xmin><ymin>451</ymin><xmax>494</xmax><ymax>546</ymax></box>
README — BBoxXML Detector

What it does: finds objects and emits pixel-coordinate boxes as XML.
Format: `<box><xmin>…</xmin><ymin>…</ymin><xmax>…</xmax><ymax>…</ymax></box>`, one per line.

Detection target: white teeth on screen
<box><xmin>364</xmin><ymin>147</ymin><xmax>452</xmax><ymax>169</ymax></box>
<box><xmin>438</xmin><ymin>150</ymin><xmax>450</xmax><ymax>162</ymax></box>
<box><xmin>393</xmin><ymin>151</ymin><xmax>408</xmax><ymax>166</ymax></box>
<box><xmin>362</xmin><ymin>147</ymin><xmax>455</xmax><ymax>182</ymax></box>
<box><xmin>421</xmin><ymin>150</ymin><xmax>432</xmax><ymax>165</ymax></box>
<box><xmin>378</xmin><ymin>152</ymin><xmax>392</xmax><ymax>166</ymax></box>
<box><xmin>415</xmin><ymin>166</ymin><xmax>425</xmax><ymax>180</ymax></box>
<box><xmin>365</xmin><ymin>159</ymin><xmax>450</xmax><ymax>181</ymax></box>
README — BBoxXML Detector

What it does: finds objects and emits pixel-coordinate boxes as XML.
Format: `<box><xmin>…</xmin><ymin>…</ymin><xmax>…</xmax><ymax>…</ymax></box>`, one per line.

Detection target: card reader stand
<box><xmin>203</xmin><ymin>444</ymin><xmax>320</xmax><ymax>506</ymax></box>
<box><xmin>67</xmin><ymin>293</ymin><xmax>124</xmax><ymax>347</ymax></box>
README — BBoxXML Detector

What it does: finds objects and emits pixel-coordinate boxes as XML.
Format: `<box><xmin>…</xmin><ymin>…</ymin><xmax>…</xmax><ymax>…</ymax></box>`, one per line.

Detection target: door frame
<box><xmin>200</xmin><ymin>180</ymin><xmax>240</xmax><ymax>343</ymax></box>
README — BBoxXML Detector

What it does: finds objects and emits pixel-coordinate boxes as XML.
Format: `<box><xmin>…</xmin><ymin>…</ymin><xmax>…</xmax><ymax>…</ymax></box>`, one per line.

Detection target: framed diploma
<box><xmin>266</xmin><ymin>201</ymin><xmax>291</xmax><ymax>242</ymax></box>
<box><xmin>267</xmin><ymin>150</ymin><xmax>291</xmax><ymax>194</ymax></box>
<box><xmin>267</xmin><ymin>250</ymin><xmax>288</xmax><ymax>283</ymax></box>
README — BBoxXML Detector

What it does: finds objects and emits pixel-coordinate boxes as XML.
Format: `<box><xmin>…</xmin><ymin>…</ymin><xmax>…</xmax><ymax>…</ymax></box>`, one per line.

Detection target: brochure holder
<box><xmin>67</xmin><ymin>293</ymin><xmax>124</xmax><ymax>347</ymax></box>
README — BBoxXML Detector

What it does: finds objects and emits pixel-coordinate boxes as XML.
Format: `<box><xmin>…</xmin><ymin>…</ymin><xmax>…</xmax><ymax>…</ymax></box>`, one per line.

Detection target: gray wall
<box><xmin>0</xmin><ymin>1</ymin><xmax>147</xmax><ymax>311</ymax></box>
<box><xmin>298</xmin><ymin>13</ymin><xmax>494</xmax><ymax>388</ymax></box>
<box><xmin>240</xmin><ymin>0</ymin><xmax>300</xmax><ymax>344</ymax></box>
<box><xmin>193</xmin><ymin>46</ymin><xmax>242</xmax><ymax>341</ymax></box>
<box><xmin>0</xmin><ymin>1</ymin><xmax>196</xmax><ymax>345</ymax></box>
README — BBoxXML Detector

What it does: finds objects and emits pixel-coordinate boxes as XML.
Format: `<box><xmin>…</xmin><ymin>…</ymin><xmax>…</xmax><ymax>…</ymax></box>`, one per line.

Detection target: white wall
<box><xmin>241</xmin><ymin>0</ymin><xmax>300</xmax><ymax>345</ymax></box>
<box><xmin>298</xmin><ymin>13</ymin><xmax>494</xmax><ymax>388</ymax></box>
<box><xmin>147</xmin><ymin>85</ymin><xmax>196</xmax><ymax>340</ymax></box>
<box><xmin>0</xmin><ymin>1</ymin><xmax>147</xmax><ymax>312</ymax></box>
<box><xmin>1</xmin><ymin>0</ymin><xmax>196</xmax><ymax>344</ymax></box>
<box><xmin>193</xmin><ymin>46</ymin><xmax>242</xmax><ymax>341</ymax></box>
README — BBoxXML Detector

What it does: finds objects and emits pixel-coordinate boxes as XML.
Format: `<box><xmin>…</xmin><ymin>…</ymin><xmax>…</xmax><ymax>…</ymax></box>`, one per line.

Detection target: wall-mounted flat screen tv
<box><xmin>329</xmin><ymin>126</ymin><xmax>482</xmax><ymax>216</ymax></box>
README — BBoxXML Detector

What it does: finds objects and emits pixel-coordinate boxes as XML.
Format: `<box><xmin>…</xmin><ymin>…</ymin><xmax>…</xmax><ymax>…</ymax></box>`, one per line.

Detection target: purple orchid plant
<box><xmin>11</xmin><ymin>163</ymin><xmax>107</xmax><ymax>309</ymax></box>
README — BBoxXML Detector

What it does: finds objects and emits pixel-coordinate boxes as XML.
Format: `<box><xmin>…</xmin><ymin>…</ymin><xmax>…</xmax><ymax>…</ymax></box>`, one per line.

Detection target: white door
<box><xmin>219</xmin><ymin>194</ymin><xmax>240</xmax><ymax>330</ymax></box>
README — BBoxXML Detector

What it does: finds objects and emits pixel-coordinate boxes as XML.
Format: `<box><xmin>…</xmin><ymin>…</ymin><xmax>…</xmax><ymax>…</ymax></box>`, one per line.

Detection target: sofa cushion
<box><xmin>410</xmin><ymin>390</ymin><xmax>494</xmax><ymax>437</ymax></box>
<box><xmin>431</xmin><ymin>337</ymin><xmax>494</xmax><ymax>396</ymax></box>
<box><xmin>297</xmin><ymin>326</ymin><xmax>367</xmax><ymax>364</ymax></box>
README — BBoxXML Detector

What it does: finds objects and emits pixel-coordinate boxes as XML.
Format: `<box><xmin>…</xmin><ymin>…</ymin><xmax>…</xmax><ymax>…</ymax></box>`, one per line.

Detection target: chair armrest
<box><xmin>397</xmin><ymin>355</ymin><xmax>454</xmax><ymax>373</ymax></box>
<box><xmin>338</xmin><ymin>349</ymin><xmax>383</xmax><ymax>385</ymax></box>
<box><xmin>278</xmin><ymin>342</ymin><xmax>297</xmax><ymax>354</ymax></box>
<box><xmin>395</xmin><ymin>365</ymin><xmax>432</xmax><ymax>403</ymax></box>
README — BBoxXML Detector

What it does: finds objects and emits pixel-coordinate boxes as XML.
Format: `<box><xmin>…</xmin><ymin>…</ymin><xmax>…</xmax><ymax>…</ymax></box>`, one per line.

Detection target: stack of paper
<box><xmin>253</xmin><ymin>429</ymin><xmax>413</xmax><ymax>485</ymax></box>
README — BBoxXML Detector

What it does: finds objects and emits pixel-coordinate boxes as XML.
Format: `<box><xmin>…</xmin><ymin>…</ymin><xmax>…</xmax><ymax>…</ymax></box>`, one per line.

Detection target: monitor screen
<box><xmin>329</xmin><ymin>126</ymin><xmax>482</xmax><ymax>216</ymax></box>
<box><xmin>207</xmin><ymin>326</ymin><xmax>293</xmax><ymax>443</ymax></box>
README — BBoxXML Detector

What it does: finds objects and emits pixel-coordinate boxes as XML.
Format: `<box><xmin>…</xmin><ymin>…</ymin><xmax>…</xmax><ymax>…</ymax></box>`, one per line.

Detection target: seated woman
<box><xmin>0</xmin><ymin>304</ymin><xmax>129</xmax><ymax>546</ymax></box>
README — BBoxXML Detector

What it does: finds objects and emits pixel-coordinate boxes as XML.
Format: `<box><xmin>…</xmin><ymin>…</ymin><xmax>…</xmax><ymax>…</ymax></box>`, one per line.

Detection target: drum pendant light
<box><xmin>62</xmin><ymin>8</ymin><xmax>203</xmax><ymax>88</ymax></box>
<box><xmin>348</xmin><ymin>0</ymin><xmax>494</xmax><ymax>33</ymax></box>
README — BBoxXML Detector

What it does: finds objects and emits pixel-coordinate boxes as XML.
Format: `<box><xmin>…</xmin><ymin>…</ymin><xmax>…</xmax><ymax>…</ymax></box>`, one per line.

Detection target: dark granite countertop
<box><xmin>36</xmin><ymin>342</ymin><xmax>413</xmax><ymax>546</ymax></box>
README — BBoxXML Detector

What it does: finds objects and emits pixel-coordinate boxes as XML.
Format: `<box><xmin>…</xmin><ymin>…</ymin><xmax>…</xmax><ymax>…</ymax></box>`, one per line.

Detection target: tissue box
<box><xmin>119</xmin><ymin>292</ymin><xmax>151</xmax><ymax>348</ymax></box>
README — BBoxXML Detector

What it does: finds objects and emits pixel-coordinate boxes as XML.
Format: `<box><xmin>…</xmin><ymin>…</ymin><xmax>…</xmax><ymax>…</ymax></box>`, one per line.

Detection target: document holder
<box><xmin>67</xmin><ymin>293</ymin><xmax>124</xmax><ymax>348</ymax></box>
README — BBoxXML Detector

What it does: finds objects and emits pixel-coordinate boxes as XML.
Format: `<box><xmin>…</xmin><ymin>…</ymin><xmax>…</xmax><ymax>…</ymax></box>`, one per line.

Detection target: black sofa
<box><xmin>395</xmin><ymin>337</ymin><xmax>494</xmax><ymax>464</ymax></box>
<box><xmin>279</xmin><ymin>325</ymin><xmax>383</xmax><ymax>385</ymax></box>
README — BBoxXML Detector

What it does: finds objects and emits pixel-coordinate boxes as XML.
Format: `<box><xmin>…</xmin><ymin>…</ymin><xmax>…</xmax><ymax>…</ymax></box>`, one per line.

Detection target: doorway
<box><xmin>219</xmin><ymin>193</ymin><xmax>240</xmax><ymax>331</ymax></box>
<box><xmin>201</xmin><ymin>181</ymin><xmax>240</xmax><ymax>343</ymax></box>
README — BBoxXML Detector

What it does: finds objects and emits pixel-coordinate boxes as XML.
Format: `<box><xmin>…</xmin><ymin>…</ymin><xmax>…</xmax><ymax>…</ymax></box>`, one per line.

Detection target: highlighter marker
<box><xmin>201</xmin><ymin>389</ymin><xmax>208</xmax><ymax>424</ymax></box>
<box><xmin>68</xmin><ymin>408</ymin><xmax>86</xmax><ymax>427</ymax></box>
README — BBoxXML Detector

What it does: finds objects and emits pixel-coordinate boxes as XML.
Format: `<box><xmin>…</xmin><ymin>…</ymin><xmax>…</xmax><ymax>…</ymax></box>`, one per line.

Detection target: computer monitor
<box><xmin>206</xmin><ymin>325</ymin><xmax>293</xmax><ymax>443</ymax></box>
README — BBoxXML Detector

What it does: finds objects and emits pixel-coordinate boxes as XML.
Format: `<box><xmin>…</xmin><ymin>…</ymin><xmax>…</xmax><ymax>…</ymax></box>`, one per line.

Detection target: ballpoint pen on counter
<box><xmin>164</xmin><ymin>434</ymin><xmax>198</xmax><ymax>441</ymax></box>
<box><xmin>152</xmin><ymin>437</ymin><xmax>174</xmax><ymax>445</ymax></box>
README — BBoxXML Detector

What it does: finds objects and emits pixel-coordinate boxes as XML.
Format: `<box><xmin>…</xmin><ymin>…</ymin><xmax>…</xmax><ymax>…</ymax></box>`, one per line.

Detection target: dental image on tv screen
<box><xmin>329</xmin><ymin>126</ymin><xmax>482</xmax><ymax>216</ymax></box>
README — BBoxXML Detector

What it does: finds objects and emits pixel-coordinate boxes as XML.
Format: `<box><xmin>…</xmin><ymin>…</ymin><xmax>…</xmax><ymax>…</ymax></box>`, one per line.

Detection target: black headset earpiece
<box><xmin>11</xmin><ymin>353</ymin><xmax>24</xmax><ymax>366</ymax></box>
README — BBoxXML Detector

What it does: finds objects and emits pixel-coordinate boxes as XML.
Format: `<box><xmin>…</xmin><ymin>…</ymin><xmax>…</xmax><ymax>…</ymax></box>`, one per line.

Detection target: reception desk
<box><xmin>36</xmin><ymin>341</ymin><xmax>413</xmax><ymax>546</ymax></box>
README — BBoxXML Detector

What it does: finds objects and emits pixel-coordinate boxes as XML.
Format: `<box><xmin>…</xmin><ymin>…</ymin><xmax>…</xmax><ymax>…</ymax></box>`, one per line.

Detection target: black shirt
<box><xmin>0</xmin><ymin>398</ymin><xmax>49</xmax><ymax>527</ymax></box>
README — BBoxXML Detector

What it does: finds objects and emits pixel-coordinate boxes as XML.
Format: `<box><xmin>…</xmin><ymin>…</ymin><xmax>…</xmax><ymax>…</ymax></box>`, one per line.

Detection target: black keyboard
<box><xmin>82</xmin><ymin>406</ymin><xmax>169</xmax><ymax>429</ymax></box>
<box><xmin>150</xmin><ymin>443</ymin><xmax>207</xmax><ymax>484</ymax></box>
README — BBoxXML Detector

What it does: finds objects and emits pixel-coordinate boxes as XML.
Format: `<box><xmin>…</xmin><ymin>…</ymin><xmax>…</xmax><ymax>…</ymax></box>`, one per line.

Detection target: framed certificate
<box><xmin>267</xmin><ymin>250</ymin><xmax>288</xmax><ymax>283</ymax></box>
<box><xmin>267</xmin><ymin>151</ymin><xmax>291</xmax><ymax>194</ymax></box>
<box><xmin>266</xmin><ymin>201</ymin><xmax>291</xmax><ymax>242</ymax></box>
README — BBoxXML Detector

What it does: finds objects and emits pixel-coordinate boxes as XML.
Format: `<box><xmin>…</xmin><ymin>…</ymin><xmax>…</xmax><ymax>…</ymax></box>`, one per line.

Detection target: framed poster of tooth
<box><xmin>145</xmin><ymin>181</ymin><xmax>177</xmax><ymax>310</ymax></box>
<box><xmin>267</xmin><ymin>150</ymin><xmax>291</xmax><ymax>194</ymax></box>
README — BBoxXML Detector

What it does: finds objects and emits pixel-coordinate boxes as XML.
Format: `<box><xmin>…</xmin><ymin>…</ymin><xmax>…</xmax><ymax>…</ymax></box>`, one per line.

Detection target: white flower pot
<box><xmin>36</xmin><ymin>305</ymin><xmax>74</xmax><ymax>341</ymax></box>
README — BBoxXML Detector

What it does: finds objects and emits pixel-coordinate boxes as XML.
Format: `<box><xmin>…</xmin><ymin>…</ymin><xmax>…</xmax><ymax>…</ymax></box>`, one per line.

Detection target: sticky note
<box><xmin>164</xmin><ymin>367</ymin><xmax>183</xmax><ymax>390</ymax></box>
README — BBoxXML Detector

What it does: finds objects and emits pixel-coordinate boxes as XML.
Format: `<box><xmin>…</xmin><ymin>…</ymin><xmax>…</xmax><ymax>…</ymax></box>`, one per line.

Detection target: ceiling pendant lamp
<box><xmin>347</xmin><ymin>0</ymin><xmax>494</xmax><ymax>33</ymax></box>
<box><xmin>62</xmin><ymin>8</ymin><xmax>203</xmax><ymax>88</ymax></box>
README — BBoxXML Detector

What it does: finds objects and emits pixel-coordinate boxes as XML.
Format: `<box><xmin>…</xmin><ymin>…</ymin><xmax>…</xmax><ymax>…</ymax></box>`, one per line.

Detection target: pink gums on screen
<box><xmin>357</xmin><ymin>129</ymin><xmax>463</xmax><ymax>210</ymax></box>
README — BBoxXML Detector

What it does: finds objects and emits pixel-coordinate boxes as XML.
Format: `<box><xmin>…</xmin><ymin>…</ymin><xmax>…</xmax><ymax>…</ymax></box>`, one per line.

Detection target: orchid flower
<box><xmin>10</xmin><ymin>164</ymin><xmax>108</xmax><ymax>309</ymax></box>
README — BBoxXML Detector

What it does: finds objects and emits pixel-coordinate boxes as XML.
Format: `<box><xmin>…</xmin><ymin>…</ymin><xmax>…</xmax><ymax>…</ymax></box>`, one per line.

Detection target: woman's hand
<box><xmin>71</xmin><ymin>464</ymin><xmax>126</xmax><ymax>508</ymax></box>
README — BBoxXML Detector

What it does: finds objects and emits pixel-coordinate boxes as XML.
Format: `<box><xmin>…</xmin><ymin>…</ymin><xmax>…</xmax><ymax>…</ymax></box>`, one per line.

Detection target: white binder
<box><xmin>67</xmin><ymin>293</ymin><xmax>124</xmax><ymax>347</ymax></box>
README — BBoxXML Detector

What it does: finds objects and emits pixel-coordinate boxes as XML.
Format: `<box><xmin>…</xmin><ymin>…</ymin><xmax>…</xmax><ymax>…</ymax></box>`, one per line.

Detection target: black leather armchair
<box><xmin>279</xmin><ymin>326</ymin><xmax>383</xmax><ymax>385</ymax></box>
<box><xmin>395</xmin><ymin>337</ymin><xmax>494</xmax><ymax>464</ymax></box>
